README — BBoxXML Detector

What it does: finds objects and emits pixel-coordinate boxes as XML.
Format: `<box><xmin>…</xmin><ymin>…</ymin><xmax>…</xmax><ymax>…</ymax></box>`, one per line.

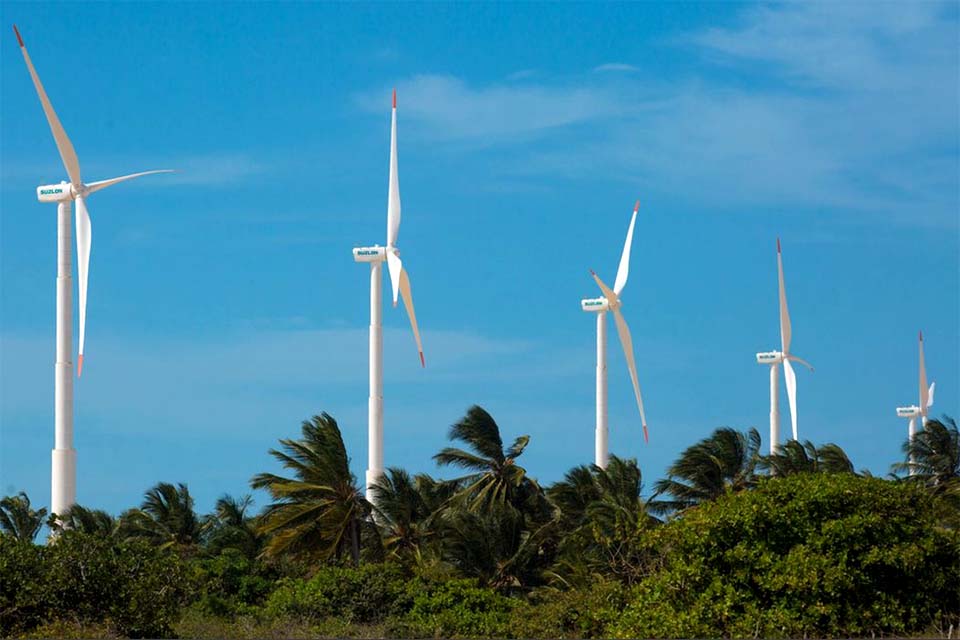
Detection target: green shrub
<box><xmin>191</xmin><ymin>548</ymin><xmax>274</xmax><ymax>617</ymax></box>
<box><xmin>386</xmin><ymin>579</ymin><xmax>516</xmax><ymax>638</ymax></box>
<box><xmin>0</xmin><ymin>537</ymin><xmax>47</xmax><ymax>636</ymax></box>
<box><xmin>609</xmin><ymin>474</ymin><xmax>960</xmax><ymax>638</ymax></box>
<box><xmin>0</xmin><ymin>532</ymin><xmax>191</xmax><ymax>638</ymax></box>
<box><xmin>264</xmin><ymin>562</ymin><xmax>410</xmax><ymax>624</ymax></box>
<box><xmin>508</xmin><ymin>580</ymin><xmax>626</xmax><ymax>639</ymax></box>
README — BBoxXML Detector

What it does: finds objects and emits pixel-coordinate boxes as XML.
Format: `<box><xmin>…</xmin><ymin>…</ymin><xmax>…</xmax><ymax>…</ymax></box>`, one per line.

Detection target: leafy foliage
<box><xmin>0</xmin><ymin>532</ymin><xmax>191</xmax><ymax>638</ymax></box>
<box><xmin>548</xmin><ymin>456</ymin><xmax>659</xmax><ymax>586</ymax></box>
<box><xmin>759</xmin><ymin>439</ymin><xmax>855</xmax><ymax>476</ymax></box>
<box><xmin>251</xmin><ymin>413</ymin><xmax>372</xmax><ymax>564</ymax></box>
<box><xmin>264</xmin><ymin>562</ymin><xmax>410</xmax><ymax>623</ymax></box>
<box><xmin>385</xmin><ymin>579</ymin><xmax>516</xmax><ymax>638</ymax></box>
<box><xmin>652</xmin><ymin>427</ymin><xmax>761</xmax><ymax>513</ymax></box>
<box><xmin>50</xmin><ymin>504</ymin><xmax>118</xmax><ymax>537</ymax></box>
<box><xmin>2</xmin><ymin>409</ymin><xmax>958</xmax><ymax>639</ymax></box>
<box><xmin>120</xmin><ymin>482</ymin><xmax>203</xmax><ymax>551</ymax></box>
<box><xmin>610</xmin><ymin>473</ymin><xmax>960</xmax><ymax>638</ymax></box>
<box><xmin>0</xmin><ymin>492</ymin><xmax>47</xmax><ymax>542</ymax></box>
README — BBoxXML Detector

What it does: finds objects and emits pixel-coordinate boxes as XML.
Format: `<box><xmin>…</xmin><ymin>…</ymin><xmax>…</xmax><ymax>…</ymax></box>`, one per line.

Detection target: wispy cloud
<box><xmin>0</xmin><ymin>325</ymin><xmax>586</xmax><ymax>435</ymax></box>
<box><xmin>593</xmin><ymin>63</ymin><xmax>639</xmax><ymax>73</ymax></box>
<box><xmin>161</xmin><ymin>153</ymin><xmax>265</xmax><ymax>186</ymax></box>
<box><xmin>356</xmin><ymin>74</ymin><xmax>625</xmax><ymax>143</ymax></box>
<box><xmin>362</xmin><ymin>2</ymin><xmax>957</xmax><ymax>226</ymax></box>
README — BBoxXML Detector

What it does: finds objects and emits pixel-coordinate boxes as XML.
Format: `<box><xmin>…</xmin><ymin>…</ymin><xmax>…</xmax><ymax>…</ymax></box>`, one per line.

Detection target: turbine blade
<box><xmin>387</xmin><ymin>90</ymin><xmax>401</xmax><ymax>248</ymax></box>
<box><xmin>75</xmin><ymin>196</ymin><xmax>92</xmax><ymax>376</ymax></box>
<box><xmin>783</xmin><ymin>357</ymin><xmax>798</xmax><ymax>440</ymax></box>
<box><xmin>777</xmin><ymin>238</ymin><xmax>792</xmax><ymax>354</ymax></box>
<box><xmin>927</xmin><ymin>382</ymin><xmax>935</xmax><ymax>410</ymax></box>
<box><xmin>786</xmin><ymin>354</ymin><xmax>814</xmax><ymax>371</ymax></box>
<box><xmin>612</xmin><ymin>309</ymin><xmax>648</xmax><ymax>442</ymax></box>
<box><xmin>919</xmin><ymin>331</ymin><xmax>928</xmax><ymax>415</ymax></box>
<box><xmin>613</xmin><ymin>200</ymin><xmax>639</xmax><ymax>295</ymax></box>
<box><xmin>13</xmin><ymin>26</ymin><xmax>82</xmax><ymax>187</ymax></box>
<box><xmin>85</xmin><ymin>169</ymin><xmax>176</xmax><ymax>195</ymax></box>
<box><xmin>590</xmin><ymin>270</ymin><xmax>618</xmax><ymax>305</ymax></box>
<box><xmin>386</xmin><ymin>251</ymin><xmax>402</xmax><ymax>307</ymax></box>
<box><xmin>398</xmin><ymin>266</ymin><xmax>425</xmax><ymax>367</ymax></box>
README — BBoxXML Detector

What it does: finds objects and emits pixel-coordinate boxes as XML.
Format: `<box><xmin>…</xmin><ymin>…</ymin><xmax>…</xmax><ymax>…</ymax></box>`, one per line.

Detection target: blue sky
<box><xmin>1</xmin><ymin>2</ymin><xmax>957</xmax><ymax>517</ymax></box>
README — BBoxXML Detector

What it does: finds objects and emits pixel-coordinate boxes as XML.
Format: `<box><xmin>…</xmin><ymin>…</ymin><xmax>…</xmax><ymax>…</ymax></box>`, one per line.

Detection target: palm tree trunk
<box><xmin>351</xmin><ymin>518</ymin><xmax>360</xmax><ymax>566</ymax></box>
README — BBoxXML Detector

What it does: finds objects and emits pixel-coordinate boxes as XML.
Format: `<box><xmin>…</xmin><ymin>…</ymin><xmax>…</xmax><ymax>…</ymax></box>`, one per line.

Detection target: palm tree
<box><xmin>759</xmin><ymin>440</ymin><xmax>855</xmax><ymax>476</ymax></box>
<box><xmin>652</xmin><ymin>427</ymin><xmax>761</xmax><ymax>513</ymax></box>
<box><xmin>49</xmin><ymin>504</ymin><xmax>117</xmax><ymax>537</ymax></box>
<box><xmin>433</xmin><ymin>405</ymin><xmax>541</xmax><ymax>513</ymax></box>
<box><xmin>548</xmin><ymin>456</ymin><xmax>658</xmax><ymax>586</ymax></box>
<box><xmin>435</xmin><ymin>504</ymin><xmax>556</xmax><ymax>589</ymax></box>
<box><xmin>893</xmin><ymin>417</ymin><xmax>960</xmax><ymax>493</ymax></box>
<box><xmin>120</xmin><ymin>482</ymin><xmax>203</xmax><ymax>550</ymax></box>
<box><xmin>371</xmin><ymin>468</ymin><xmax>454</xmax><ymax>566</ymax></box>
<box><xmin>0</xmin><ymin>492</ymin><xmax>47</xmax><ymax>542</ymax></box>
<box><xmin>202</xmin><ymin>494</ymin><xmax>261</xmax><ymax>559</ymax></box>
<box><xmin>251</xmin><ymin>413</ymin><xmax>370</xmax><ymax>565</ymax></box>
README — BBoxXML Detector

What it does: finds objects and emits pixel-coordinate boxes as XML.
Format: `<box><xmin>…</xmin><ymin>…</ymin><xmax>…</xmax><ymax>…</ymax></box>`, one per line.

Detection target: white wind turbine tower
<box><xmin>756</xmin><ymin>239</ymin><xmax>813</xmax><ymax>454</ymax></box>
<box><xmin>352</xmin><ymin>90</ymin><xmax>425</xmax><ymax>503</ymax></box>
<box><xmin>13</xmin><ymin>26</ymin><xmax>173</xmax><ymax>519</ymax></box>
<box><xmin>580</xmin><ymin>201</ymin><xmax>648</xmax><ymax>469</ymax></box>
<box><xmin>895</xmin><ymin>331</ymin><xmax>935</xmax><ymax>476</ymax></box>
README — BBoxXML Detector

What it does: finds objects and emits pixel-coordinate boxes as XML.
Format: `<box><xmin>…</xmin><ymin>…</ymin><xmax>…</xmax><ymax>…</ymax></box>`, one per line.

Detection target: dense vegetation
<box><xmin>2</xmin><ymin>409</ymin><xmax>958</xmax><ymax>639</ymax></box>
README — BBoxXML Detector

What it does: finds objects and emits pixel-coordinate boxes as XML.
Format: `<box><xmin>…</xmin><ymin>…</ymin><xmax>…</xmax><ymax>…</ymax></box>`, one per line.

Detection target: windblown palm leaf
<box><xmin>120</xmin><ymin>482</ymin><xmax>203</xmax><ymax>550</ymax></box>
<box><xmin>0</xmin><ymin>492</ymin><xmax>47</xmax><ymax>542</ymax></box>
<box><xmin>893</xmin><ymin>417</ymin><xmax>960</xmax><ymax>493</ymax></box>
<box><xmin>251</xmin><ymin>413</ymin><xmax>370</xmax><ymax>564</ymax></box>
<box><xmin>652</xmin><ymin>427</ymin><xmax>761</xmax><ymax>513</ymax></box>
<box><xmin>433</xmin><ymin>405</ymin><xmax>540</xmax><ymax>513</ymax></box>
<box><xmin>202</xmin><ymin>494</ymin><xmax>261</xmax><ymax>558</ymax></box>
<box><xmin>371</xmin><ymin>468</ymin><xmax>455</xmax><ymax>566</ymax></box>
<box><xmin>760</xmin><ymin>440</ymin><xmax>855</xmax><ymax>476</ymax></box>
<box><xmin>547</xmin><ymin>456</ymin><xmax>658</xmax><ymax>586</ymax></box>
<box><xmin>50</xmin><ymin>504</ymin><xmax>117</xmax><ymax>537</ymax></box>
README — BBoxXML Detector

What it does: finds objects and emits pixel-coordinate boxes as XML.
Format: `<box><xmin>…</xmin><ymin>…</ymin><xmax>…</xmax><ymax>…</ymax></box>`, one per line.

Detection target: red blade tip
<box><xmin>589</xmin><ymin>269</ymin><xmax>597</xmax><ymax>276</ymax></box>
<box><xmin>776</xmin><ymin>237</ymin><xmax>781</xmax><ymax>253</ymax></box>
<box><xmin>392</xmin><ymin>88</ymin><xmax>397</xmax><ymax>108</ymax></box>
<box><xmin>919</xmin><ymin>330</ymin><xmax>923</xmax><ymax>342</ymax></box>
<box><xmin>13</xmin><ymin>25</ymin><xmax>23</xmax><ymax>47</ymax></box>
<box><xmin>419</xmin><ymin>352</ymin><xmax>425</xmax><ymax>368</ymax></box>
<box><xmin>77</xmin><ymin>354</ymin><xmax>84</xmax><ymax>377</ymax></box>
<box><xmin>642</xmin><ymin>424</ymin><xmax>649</xmax><ymax>444</ymax></box>
<box><xmin>633</xmin><ymin>200</ymin><xmax>640</xmax><ymax>213</ymax></box>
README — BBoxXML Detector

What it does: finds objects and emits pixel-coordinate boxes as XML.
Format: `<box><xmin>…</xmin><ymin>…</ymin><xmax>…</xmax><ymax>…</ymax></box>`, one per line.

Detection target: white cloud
<box><xmin>0</xmin><ymin>325</ymin><xmax>587</xmax><ymax>435</ymax></box>
<box><xmin>160</xmin><ymin>153</ymin><xmax>265</xmax><ymax>186</ymax></box>
<box><xmin>363</xmin><ymin>2</ymin><xmax>957</xmax><ymax>226</ymax></box>
<box><xmin>593</xmin><ymin>63</ymin><xmax>639</xmax><ymax>73</ymax></box>
<box><xmin>357</xmin><ymin>75</ymin><xmax>625</xmax><ymax>143</ymax></box>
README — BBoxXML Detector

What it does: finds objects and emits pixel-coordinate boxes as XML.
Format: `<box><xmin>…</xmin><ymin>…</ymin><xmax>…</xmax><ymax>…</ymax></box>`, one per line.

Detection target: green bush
<box><xmin>508</xmin><ymin>580</ymin><xmax>626</xmax><ymax>639</ymax></box>
<box><xmin>0</xmin><ymin>537</ymin><xmax>46</xmax><ymax>636</ymax></box>
<box><xmin>385</xmin><ymin>579</ymin><xmax>516</xmax><ymax>639</ymax></box>
<box><xmin>191</xmin><ymin>548</ymin><xmax>273</xmax><ymax>617</ymax></box>
<box><xmin>264</xmin><ymin>562</ymin><xmax>410</xmax><ymax>624</ymax></box>
<box><xmin>0</xmin><ymin>532</ymin><xmax>192</xmax><ymax>638</ymax></box>
<box><xmin>609</xmin><ymin>473</ymin><xmax>960</xmax><ymax>638</ymax></box>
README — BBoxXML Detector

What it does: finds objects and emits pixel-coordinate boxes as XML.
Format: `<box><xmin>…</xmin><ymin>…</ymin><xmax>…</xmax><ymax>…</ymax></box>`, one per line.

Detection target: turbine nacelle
<box><xmin>756</xmin><ymin>351</ymin><xmax>784</xmax><ymax>365</ymax></box>
<box><xmin>896</xmin><ymin>406</ymin><xmax>921</xmax><ymax>419</ymax></box>
<box><xmin>37</xmin><ymin>181</ymin><xmax>74</xmax><ymax>203</ymax></box>
<box><xmin>581</xmin><ymin>297</ymin><xmax>610</xmax><ymax>312</ymax></box>
<box><xmin>353</xmin><ymin>246</ymin><xmax>387</xmax><ymax>263</ymax></box>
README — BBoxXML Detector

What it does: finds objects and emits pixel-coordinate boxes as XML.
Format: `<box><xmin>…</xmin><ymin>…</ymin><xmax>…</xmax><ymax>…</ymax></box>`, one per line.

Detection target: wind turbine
<box><xmin>13</xmin><ymin>25</ymin><xmax>173</xmax><ymax>519</ymax></box>
<box><xmin>352</xmin><ymin>90</ymin><xmax>425</xmax><ymax>503</ymax></box>
<box><xmin>895</xmin><ymin>331</ymin><xmax>935</xmax><ymax>475</ymax></box>
<box><xmin>580</xmin><ymin>200</ymin><xmax>648</xmax><ymax>469</ymax></box>
<box><xmin>756</xmin><ymin>239</ymin><xmax>813</xmax><ymax>454</ymax></box>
